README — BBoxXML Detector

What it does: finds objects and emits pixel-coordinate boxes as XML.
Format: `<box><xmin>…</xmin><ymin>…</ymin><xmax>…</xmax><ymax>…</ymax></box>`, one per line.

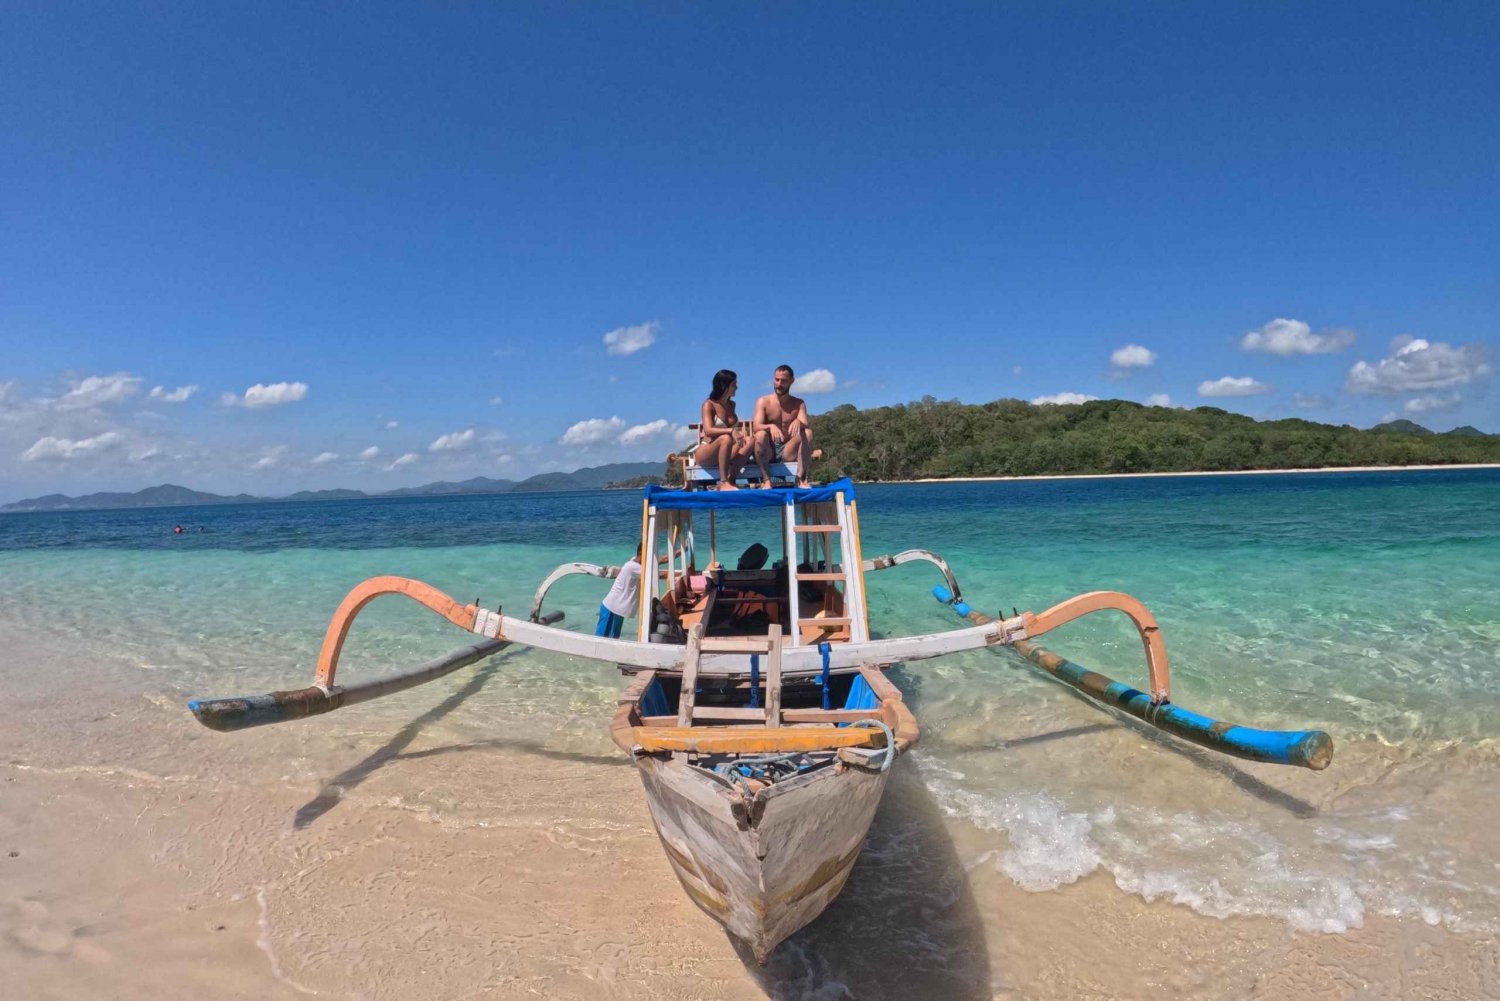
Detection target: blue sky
<box><xmin>2</xmin><ymin>3</ymin><xmax>1496</xmax><ymax>503</ymax></box>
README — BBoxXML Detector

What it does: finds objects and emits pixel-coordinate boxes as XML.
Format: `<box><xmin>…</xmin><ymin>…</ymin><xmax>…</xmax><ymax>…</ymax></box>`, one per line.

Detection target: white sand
<box><xmin>3</xmin><ymin>628</ymin><xmax>1496</xmax><ymax>1000</ymax></box>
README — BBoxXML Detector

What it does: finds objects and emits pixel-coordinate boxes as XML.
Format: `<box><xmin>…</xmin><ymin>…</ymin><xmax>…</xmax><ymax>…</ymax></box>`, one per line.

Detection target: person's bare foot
<box><xmin>758</xmin><ymin>479</ymin><xmax>773</xmax><ymax>490</ymax></box>
<box><xmin>717</xmin><ymin>481</ymin><xmax>739</xmax><ymax>491</ymax></box>
<box><xmin>797</xmin><ymin>479</ymin><xmax>810</xmax><ymax>488</ymax></box>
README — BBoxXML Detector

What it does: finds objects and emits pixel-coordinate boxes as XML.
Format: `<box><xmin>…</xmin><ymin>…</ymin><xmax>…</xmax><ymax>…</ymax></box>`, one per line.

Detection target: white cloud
<box><xmin>1293</xmin><ymin>393</ymin><xmax>1330</xmax><ymax>409</ymax></box>
<box><xmin>311</xmin><ymin>451</ymin><xmax>340</xmax><ymax>464</ymax></box>
<box><xmin>1198</xmin><ymin>376</ymin><xmax>1272</xmax><ymax>397</ymax></box>
<box><xmin>618</xmin><ymin>419</ymin><xmax>693</xmax><ymax>446</ymax></box>
<box><xmin>1240</xmin><ymin>318</ymin><xmax>1356</xmax><ymax>355</ymax></box>
<box><xmin>429</xmin><ymin>428</ymin><xmax>476</xmax><ymax>452</ymax></box>
<box><xmin>561</xmin><ymin>416</ymin><xmax>625</xmax><ymax>445</ymax></box>
<box><xmin>385</xmin><ymin>452</ymin><xmax>419</xmax><ymax>471</ymax></box>
<box><xmin>603</xmin><ymin>321</ymin><xmax>659</xmax><ymax>356</ymax></box>
<box><xmin>1110</xmin><ymin>344</ymin><xmax>1157</xmax><ymax>369</ymax></box>
<box><xmin>1404</xmin><ymin>393</ymin><xmax>1461</xmax><ymax>414</ymax></box>
<box><xmin>148</xmin><ymin>384</ymin><xmax>198</xmax><ymax>403</ymax></box>
<box><xmin>1346</xmin><ymin>336</ymin><xmax>1490</xmax><ymax>394</ymax></box>
<box><xmin>1012</xmin><ymin>366</ymin><xmax>1023</xmax><ymax>376</ymax></box>
<box><xmin>359</xmin><ymin>446</ymin><xmax>380</xmax><ymax>461</ymax></box>
<box><xmin>797</xmin><ymin>368</ymin><xmax>837</xmax><ymax>393</ymax></box>
<box><xmin>1145</xmin><ymin>393</ymin><xmax>1172</xmax><ymax>407</ymax></box>
<box><xmin>1031</xmin><ymin>392</ymin><xmax>1099</xmax><ymax>405</ymax></box>
<box><xmin>54</xmin><ymin>373</ymin><xmax>142</xmax><ymax>410</ymax></box>
<box><xmin>673</xmin><ymin>424</ymin><xmax>699</xmax><ymax>447</ymax></box>
<box><xmin>488</xmin><ymin>396</ymin><xmax>503</xmax><ymax>406</ymax></box>
<box><xmin>20</xmin><ymin>431</ymin><xmax>125</xmax><ymax>462</ymax></box>
<box><xmin>130</xmin><ymin>445</ymin><xmax>161</xmax><ymax>462</ymax></box>
<box><xmin>221</xmin><ymin>381</ymin><xmax>309</xmax><ymax>408</ymax></box>
<box><xmin>385</xmin><ymin>420</ymin><xmax>399</xmax><ymax>429</ymax></box>
<box><xmin>251</xmin><ymin>445</ymin><xmax>290</xmax><ymax>470</ymax></box>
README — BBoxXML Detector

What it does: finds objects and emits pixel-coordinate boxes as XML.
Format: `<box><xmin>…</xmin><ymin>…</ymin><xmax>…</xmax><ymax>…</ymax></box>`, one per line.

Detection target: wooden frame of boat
<box><xmin>186</xmin><ymin>477</ymin><xmax>1333</xmax><ymax>963</ymax></box>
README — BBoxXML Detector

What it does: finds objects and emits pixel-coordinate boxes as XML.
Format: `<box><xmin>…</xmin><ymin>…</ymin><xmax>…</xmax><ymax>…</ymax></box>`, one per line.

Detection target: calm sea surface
<box><xmin>3</xmin><ymin>469</ymin><xmax>1497</xmax><ymax>936</ymax></box>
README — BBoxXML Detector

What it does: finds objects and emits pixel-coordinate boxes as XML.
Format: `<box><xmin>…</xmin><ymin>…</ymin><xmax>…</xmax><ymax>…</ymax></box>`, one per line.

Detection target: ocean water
<box><xmin>3</xmin><ymin>469</ymin><xmax>1497</xmax><ymax>941</ymax></box>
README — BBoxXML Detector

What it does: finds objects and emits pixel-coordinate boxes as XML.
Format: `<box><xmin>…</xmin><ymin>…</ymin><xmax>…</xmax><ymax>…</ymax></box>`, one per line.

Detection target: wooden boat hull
<box><xmin>635</xmin><ymin>753</ymin><xmax>891</xmax><ymax>963</ymax></box>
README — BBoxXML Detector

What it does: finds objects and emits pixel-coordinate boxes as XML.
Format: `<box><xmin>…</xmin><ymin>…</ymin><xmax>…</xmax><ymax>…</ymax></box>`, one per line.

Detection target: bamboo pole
<box><xmin>931</xmin><ymin>586</ymin><xmax>1332</xmax><ymax>770</ymax></box>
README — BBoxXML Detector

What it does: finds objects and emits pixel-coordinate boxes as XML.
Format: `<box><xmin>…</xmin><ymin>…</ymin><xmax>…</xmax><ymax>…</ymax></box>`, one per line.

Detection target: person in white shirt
<box><xmin>596</xmin><ymin>547</ymin><xmax>642</xmax><ymax>638</ymax></box>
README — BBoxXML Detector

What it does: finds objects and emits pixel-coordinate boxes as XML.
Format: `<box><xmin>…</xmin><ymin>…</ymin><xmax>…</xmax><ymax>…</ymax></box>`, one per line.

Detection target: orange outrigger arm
<box><xmin>190</xmin><ymin>576</ymin><xmax>547</xmax><ymax>733</ymax></box>
<box><xmin>313</xmin><ymin>575</ymin><xmax>491</xmax><ymax>689</ymax></box>
<box><xmin>1009</xmin><ymin>590</ymin><xmax>1170</xmax><ymax>704</ymax></box>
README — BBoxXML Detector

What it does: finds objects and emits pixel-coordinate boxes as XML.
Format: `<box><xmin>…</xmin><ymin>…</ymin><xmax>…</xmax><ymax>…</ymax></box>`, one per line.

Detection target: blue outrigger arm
<box><xmin>932</xmin><ymin>586</ymin><xmax>1333</xmax><ymax>770</ymax></box>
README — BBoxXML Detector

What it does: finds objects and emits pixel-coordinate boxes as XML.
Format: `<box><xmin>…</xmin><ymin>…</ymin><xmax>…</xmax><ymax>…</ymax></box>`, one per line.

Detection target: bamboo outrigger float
<box><xmin>188</xmin><ymin>475</ymin><xmax>1332</xmax><ymax>961</ymax></box>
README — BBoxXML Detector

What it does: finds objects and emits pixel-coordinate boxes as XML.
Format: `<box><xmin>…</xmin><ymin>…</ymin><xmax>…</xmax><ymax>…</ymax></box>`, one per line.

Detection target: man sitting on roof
<box><xmin>752</xmin><ymin>364</ymin><xmax>814</xmax><ymax>488</ymax></box>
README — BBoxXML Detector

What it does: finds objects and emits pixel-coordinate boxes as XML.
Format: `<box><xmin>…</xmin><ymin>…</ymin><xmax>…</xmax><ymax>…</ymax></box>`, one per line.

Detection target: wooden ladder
<box><xmin>677</xmin><ymin>624</ymin><xmax>784</xmax><ymax>727</ymax></box>
<box><xmin>787</xmin><ymin>499</ymin><xmax>857</xmax><ymax>642</ymax></box>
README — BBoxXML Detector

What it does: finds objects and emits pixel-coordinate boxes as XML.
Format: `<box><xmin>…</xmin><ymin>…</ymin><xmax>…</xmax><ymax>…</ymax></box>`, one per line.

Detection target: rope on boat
<box><xmin>713</xmin><ymin>751</ymin><xmax>816</xmax><ymax>794</ymax></box>
<box><xmin>819</xmin><ymin>642</ymin><xmax>832</xmax><ymax>710</ymax></box>
<box><xmin>850</xmin><ymin>719</ymin><xmax>896</xmax><ymax>772</ymax></box>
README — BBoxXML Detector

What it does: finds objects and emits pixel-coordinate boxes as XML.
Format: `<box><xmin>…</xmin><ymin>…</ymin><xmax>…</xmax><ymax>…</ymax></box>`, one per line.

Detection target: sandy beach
<box><xmin>5</xmin><ymin>618</ymin><xmax>1496</xmax><ymax>1001</ymax></box>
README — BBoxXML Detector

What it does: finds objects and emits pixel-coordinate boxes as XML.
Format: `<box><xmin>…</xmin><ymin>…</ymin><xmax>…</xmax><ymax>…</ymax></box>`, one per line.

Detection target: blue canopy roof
<box><xmin>644</xmin><ymin>477</ymin><xmax>857</xmax><ymax>510</ymax></box>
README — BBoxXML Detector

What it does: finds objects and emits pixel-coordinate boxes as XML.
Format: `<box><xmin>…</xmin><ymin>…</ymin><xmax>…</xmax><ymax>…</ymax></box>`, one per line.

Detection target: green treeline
<box><xmin>810</xmin><ymin>398</ymin><xmax>1500</xmax><ymax>481</ymax></box>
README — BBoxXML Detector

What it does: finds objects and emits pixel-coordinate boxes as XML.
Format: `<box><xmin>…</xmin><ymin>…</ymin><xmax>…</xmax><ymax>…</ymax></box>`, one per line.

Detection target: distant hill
<box><xmin>1445</xmin><ymin>425</ymin><xmax>1488</xmax><ymax>437</ymax></box>
<box><xmin>1371</xmin><ymin>419</ymin><xmax>1433</xmax><ymax>435</ymax></box>
<box><xmin>281</xmin><ymin>489</ymin><xmax>370</xmax><ymax>502</ymax></box>
<box><xmin>1</xmin><ymin>461</ymin><xmax>667</xmax><ymax>512</ymax></box>
<box><xmin>511</xmin><ymin>462</ymin><xmax>662</xmax><ymax>492</ymax></box>
<box><xmin>0</xmin><ymin>483</ymin><xmax>263</xmax><ymax>512</ymax></box>
<box><xmin>382</xmin><ymin>476</ymin><xmax>516</xmax><ymax>498</ymax></box>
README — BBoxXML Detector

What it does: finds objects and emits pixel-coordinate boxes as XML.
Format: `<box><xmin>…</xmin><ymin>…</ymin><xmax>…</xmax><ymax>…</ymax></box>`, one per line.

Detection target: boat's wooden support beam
<box><xmin>863</xmin><ymin>549</ymin><xmax>961</xmax><ymax>603</ymax></box>
<box><xmin>935</xmin><ymin>584</ymin><xmax>1168</xmax><ymax>702</ymax></box>
<box><xmin>1010</xmin><ymin>639</ymin><xmax>1332</xmax><ymax>770</ymax></box>
<box><xmin>190</xmin><ymin>571</ymin><xmax>569</xmax><ymax>732</ymax></box>
<box><xmin>529</xmin><ymin>562</ymin><xmax>620</xmax><ymax>622</ymax></box>
<box><xmin>316</xmin><ymin>575</ymin><xmax>487</xmax><ymax>689</ymax></box>
<box><xmin>632</xmin><ymin>725</ymin><xmax>885</xmax><ymax>755</ymax></box>
<box><xmin>1026</xmin><ymin>591</ymin><xmax>1169</xmax><ymax>703</ymax></box>
<box><xmin>932</xmin><ymin>588</ymin><xmax>1332</xmax><ymax>770</ymax></box>
<box><xmin>189</xmin><ymin>639</ymin><xmax>509</xmax><ymax>732</ymax></box>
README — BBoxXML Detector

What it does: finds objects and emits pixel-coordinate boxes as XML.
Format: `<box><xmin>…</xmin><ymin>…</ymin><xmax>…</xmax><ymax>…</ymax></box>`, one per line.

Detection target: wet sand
<box><xmin>4</xmin><ymin>630</ymin><xmax>1496</xmax><ymax>1000</ymax></box>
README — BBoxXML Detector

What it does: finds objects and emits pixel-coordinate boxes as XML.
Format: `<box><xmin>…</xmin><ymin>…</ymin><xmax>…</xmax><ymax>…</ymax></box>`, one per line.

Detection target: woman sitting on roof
<box><xmin>693</xmin><ymin>369</ymin><xmax>754</xmax><ymax>491</ymax></box>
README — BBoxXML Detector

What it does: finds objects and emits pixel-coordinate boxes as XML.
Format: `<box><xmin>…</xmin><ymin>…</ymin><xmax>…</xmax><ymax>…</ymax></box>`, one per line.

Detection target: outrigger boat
<box><xmin>188</xmin><ymin>471</ymin><xmax>1333</xmax><ymax>962</ymax></box>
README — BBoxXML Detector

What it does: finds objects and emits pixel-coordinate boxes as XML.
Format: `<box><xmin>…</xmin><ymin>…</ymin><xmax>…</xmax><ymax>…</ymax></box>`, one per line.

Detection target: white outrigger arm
<box><xmin>189</xmin><ymin>570</ymin><xmax>1331</xmax><ymax>771</ymax></box>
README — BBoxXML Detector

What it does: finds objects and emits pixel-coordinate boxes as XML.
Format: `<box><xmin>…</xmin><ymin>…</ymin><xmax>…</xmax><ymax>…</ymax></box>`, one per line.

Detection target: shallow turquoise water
<box><xmin>3</xmin><ymin>469</ymin><xmax>1497</xmax><ymax>936</ymax></box>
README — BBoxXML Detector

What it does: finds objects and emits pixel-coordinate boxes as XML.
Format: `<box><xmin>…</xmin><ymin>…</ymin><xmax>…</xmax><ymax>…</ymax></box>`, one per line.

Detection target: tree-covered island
<box><xmin>807</xmin><ymin>398</ymin><xmax>1500</xmax><ymax>482</ymax></box>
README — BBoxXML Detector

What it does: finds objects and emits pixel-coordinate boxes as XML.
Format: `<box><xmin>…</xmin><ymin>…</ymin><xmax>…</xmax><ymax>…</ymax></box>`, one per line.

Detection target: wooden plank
<box><xmin>796</xmin><ymin>572</ymin><xmax>847</xmax><ymax>581</ymax></box>
<box><xmin>792</xmin><ymin>524</ymin><xmax>840</xmax><ymax>533</ymax></box>
<box><xmin>766</xmin><ymin>623</ymin><xmax>783</xmax><ymax>728</ymax></box>
<box><xmin>781</xmin><ymin>708</ymin><xmax>882</xmax><ymax>723</ymax></box>
<box><xmin>692</xmin><ymin>706</ymin><xmax>771</xmax><ymax>722</ymax></box>
<box><xmin>798</xmin><ymin>616</ymin><xmax>852</xmax><ymax>627</ymax></box>
<box><xmin>700</xmin><ymin>636</ymin><xmax>772</xmax><ymax>653</ymax></box>
<box><xmin>676</xmin><ymin>623</ymin><xmax>705</xmax><ymax>726</ymax></box>
<box><xmin>632</xmin><ymin>724</ymin><xmax>879</xmax><ymax>754</ymax></box>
